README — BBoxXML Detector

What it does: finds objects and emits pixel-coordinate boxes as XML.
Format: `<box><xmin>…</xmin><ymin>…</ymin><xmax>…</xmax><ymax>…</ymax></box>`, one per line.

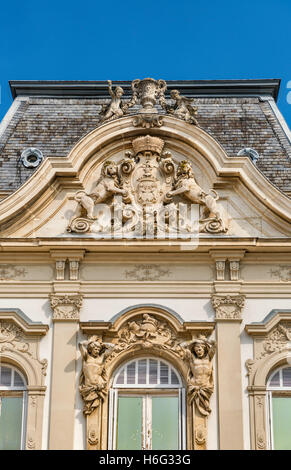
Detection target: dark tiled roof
<box><xmin>0</xmin><ymin>80</ymin><xmax>290</xmax><ymax>195</ymax></box>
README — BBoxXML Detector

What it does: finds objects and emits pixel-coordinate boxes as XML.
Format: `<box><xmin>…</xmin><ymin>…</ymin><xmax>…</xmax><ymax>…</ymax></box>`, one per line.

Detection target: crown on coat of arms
<box><xmin>132</xmin><ymin>135</ymin><xmax>165</xmax><ymax>156</ymax></box>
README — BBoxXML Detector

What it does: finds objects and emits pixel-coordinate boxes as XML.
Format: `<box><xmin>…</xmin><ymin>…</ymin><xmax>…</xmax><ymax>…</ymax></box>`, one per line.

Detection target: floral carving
<box><xmin>212</xmin><ymin>295</ymin><xmax>245</xmax><ymax>320</ymax></box>
<box><xmin>27</xmin><ymin>437</ymin><xmax>36</xmax><ymax>450</ymax></box>
<box><xmin>132</xmin><ymin>115</ymin><xmax>164</xmax><ymax>128</ymax></box>
<box><xmin>0</xmin><ymin>265</ymin><xmax>27</xmax><ymax>280</ymax></box>
<box><xmin>124</xmin><ymin>264</ymin><xmax>171</xmax><ymax>281</ymax></box>
<box><xmin>257</xmin><ymin>323</ymin><xmax>291</xmax><ymax>359</ymax></box>
<box><xmin>270</xmin><ymin>265</ymin><xmax>291</xmax><ymax>282</ymax></box>
<box><xmin>0</xmin><ymin>322</ymin><xmax>31</xmax><ymax>355</ymax></box>
<box><xmin>256</xmin><ymin>431</ymin><xmax>266</xmax><ymax>450</ymax></box>
<box><xmin>50</xmin><ymin>294</ymin><xmax>83</xmax><ymax>320</ymax></box>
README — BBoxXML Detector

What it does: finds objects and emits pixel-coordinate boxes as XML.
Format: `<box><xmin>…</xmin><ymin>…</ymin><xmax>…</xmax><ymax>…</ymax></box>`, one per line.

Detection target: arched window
<box><xmin>108</xmin><ymin>357</ymin><xmax>186</xmax><ymax>450</ymax></box>
<box><xmin>267</xmin><ymin>366</ymin><xmax>291</xmax><ymax>450</ymax></box>
<box><xmin>0</xmin><ymin>364</ymin><xmax>27</xmax><ymax>450</ymax></box>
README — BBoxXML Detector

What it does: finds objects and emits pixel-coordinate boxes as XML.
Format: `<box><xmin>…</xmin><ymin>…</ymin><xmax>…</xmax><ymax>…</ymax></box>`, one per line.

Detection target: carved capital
<box><xmin>212</xmin><ymin>294</ymin><xmax>245</xmax><ymax>320</ymax></box>
<box><xmin>50</xmin><ymin>294</ymin><xmax>83</xmax><ymax>321</ymax></box>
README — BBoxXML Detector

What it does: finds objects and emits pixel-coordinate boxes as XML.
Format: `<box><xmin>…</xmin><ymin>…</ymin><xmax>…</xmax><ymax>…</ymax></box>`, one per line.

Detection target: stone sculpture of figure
<box><xmin>99</xmin><ymin>80</ymin><xmax>125</xmax><ymax>122</ymax></box>
<box><xmin>184</xmin><ymin>335</ymin><xmax>216</xmax><ymax>416</ymax></box>
<box><xmin>168</xmin><ymin>89</ymin><xmax>198</xmax><ymax>125</ymax></box>
<box><xmin>166</xmin><ymin>160</ymin><xmax>226</xmax><ymax>231</ymax></box>
<box><xmin>79</xmin><ymin>337</ymin><xmax>115</xmax><ymax>415</ymax></box>
<box><xmin>74</xmin><ymin>160</ymin><xmax>128</xmax><ymax>220</ymax></box>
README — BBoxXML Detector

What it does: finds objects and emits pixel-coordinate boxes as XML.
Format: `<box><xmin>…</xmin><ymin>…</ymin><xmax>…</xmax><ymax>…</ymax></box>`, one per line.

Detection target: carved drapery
<box><xmin>245</xmin><ymin>310</ymin><xmax>291</xmax><ymax>450</ymax></box>
<box><xmin>0</xmin><ymin>310</ymin><xmax>48</xmax><ymax>450</ymax></box>
<box><xmin>79</xmin><ymin>306</ymin><xmax>215</xmax><ymax>450</ymax></box>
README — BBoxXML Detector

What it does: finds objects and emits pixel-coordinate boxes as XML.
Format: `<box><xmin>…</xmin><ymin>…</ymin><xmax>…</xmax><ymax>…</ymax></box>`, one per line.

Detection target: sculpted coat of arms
<box><xmin>68</xmin><ymin>135</ymin><xmax>227</xmax><ymax>236</ymax></box>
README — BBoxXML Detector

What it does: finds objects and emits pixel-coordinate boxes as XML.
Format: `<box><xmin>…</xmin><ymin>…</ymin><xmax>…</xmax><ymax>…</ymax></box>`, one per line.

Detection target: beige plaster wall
<box><xmin>1</xmin><ymin>294</ymin><xmax>290</xmax><ymax>449</ymax></box>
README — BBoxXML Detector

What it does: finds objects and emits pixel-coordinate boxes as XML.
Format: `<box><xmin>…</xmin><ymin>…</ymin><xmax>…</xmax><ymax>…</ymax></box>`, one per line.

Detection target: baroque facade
<box><xmin>0</xmin><ymin>78</ymin><xmax>291</xmax><ymax>450</ymax></box>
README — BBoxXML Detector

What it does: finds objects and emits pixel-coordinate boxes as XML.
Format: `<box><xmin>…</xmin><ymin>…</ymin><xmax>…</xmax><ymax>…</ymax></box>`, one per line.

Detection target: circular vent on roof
<box><xmin>20</xmin><ymin>147</ymin><xmax>43</xmax><ymax>168</ymax></box>
<box><xmin>237</xmin><ymin>147</ymin><xmax>259</xmax><ymax>164</ymax></box>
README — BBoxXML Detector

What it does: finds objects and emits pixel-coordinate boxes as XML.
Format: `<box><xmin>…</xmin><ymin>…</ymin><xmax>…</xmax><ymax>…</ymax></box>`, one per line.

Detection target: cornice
<box><xmin>9</xmin><ymin>79</ymin><xmax>281</xmax><ymax>101</ymax></box>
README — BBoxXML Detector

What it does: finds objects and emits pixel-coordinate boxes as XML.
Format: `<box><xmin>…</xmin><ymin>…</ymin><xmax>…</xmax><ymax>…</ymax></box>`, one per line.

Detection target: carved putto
<box><xmin>68</xmin><ymin>135</ymin><xmax>228</xmax><ymax>236</ymax></box>
<box><xmin>99</xmin><ymin>81</ymin><xmax>136</xmax><ymax>123</ymax></box>
<box><xmin>98</xmin><ymin>77</ymin><xmax>199</xmax><ymax>126</ymax></box>
<box><xmin>160</xmin><ymin>89</ymin><xmax>198</xmax><ymax>125</ymax></box>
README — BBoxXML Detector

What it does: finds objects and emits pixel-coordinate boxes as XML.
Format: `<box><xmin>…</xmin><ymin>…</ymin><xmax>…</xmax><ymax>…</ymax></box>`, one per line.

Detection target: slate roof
<box><xmin>0</xmin><ymin>80</ymin><xmax>290</xmax><ymax>196</ymax></box>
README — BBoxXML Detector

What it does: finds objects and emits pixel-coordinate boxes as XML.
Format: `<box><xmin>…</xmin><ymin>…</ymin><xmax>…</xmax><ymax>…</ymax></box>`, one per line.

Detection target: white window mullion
<box><xmin>113</xmin><ymin>390</ymin><xmax>118</xmax><ymax>450</ymax></box>
<box><xmin>146</xmin><ymin>395</ymin><xmax>152</xmax><ymax>450</ymax></box>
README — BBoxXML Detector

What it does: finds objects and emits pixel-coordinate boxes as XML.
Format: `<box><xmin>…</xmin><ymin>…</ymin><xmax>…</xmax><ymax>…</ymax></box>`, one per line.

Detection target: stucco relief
<box><xmin>212</xmin><ymin>295</ymin><xmax>245</xmax><ymax>320</ymax></box>
<box><xmin>245</xmin><ymin>312</ymin><xmax>291</xmax><ymax>450</ymax></box>
<box><xmin>49</xmin><ymin>294</ymin><xmax>83</xmax><ymax>321</ymax></box>
<box><xmin>270</xmin><ymin>265</ymin><xmax>291</xmax><ymax>282</ymax></box>
<box><xmin>0</xmin><ymin>311</ymin><xmax>48</xmax><ymax>450</ymax></box>
<box><xmin>98</xmin><ymin>78</ymin><xmax>199</xmax><ymax>128</ymax></box>
<box><xmin>0</xmin><ymin>265</ymin><xmax>27</xmax><ymax>280</ymax></box>
<box><xmin>124</xmin><ymin>264</ymin><xmax>171</xmax><ymax>281</ymax></box>
<box><xmin>79</xmin><ymin>311</ymin><xmax>216</xmax><ymax>450</ymax></box>
<box><xmin>68</xmin><ymin>135</ymin><xmax>228</xmax><ymax>236</ymax></box>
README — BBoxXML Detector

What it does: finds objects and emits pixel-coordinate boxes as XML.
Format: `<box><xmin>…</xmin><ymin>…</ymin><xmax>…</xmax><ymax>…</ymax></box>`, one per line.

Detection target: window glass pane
<box><xmin>152</xmin><ymin>396</ymin><xmax>179</xmax><ymax>450</ymax></box>
<box><xmin>171</xmin><ymin>370</ymin><xmax>180</xmax><ymax>385</ymax></box>
<box><xmin>160</xmin><ymin>363</ymin><xmax>169</xmax><ymax>384</ymax></box>
<box><xmin>115</xmin><ymin>369</ymin><xmax>125</xmax><ymax>385</ymax></box>
<box><xmin>14</xmin><ymin>372</ymin><xmax>25</xmax><ymax>387</ymax></box>
<box><xmin>0</xmin><ymin>367</ymin><xmax>12</xmax><ymax>387</ymax></box>
<box><xmin>282</xmin><ymin>368</ymin><xmax>291</xmax><ymax>387</ymax></box>
<box><xmin>116</xmin><ymin>397</ymin><xmax>142</xmax><ymax>450</ymax></box>
<box><xmin>0</xmin><ymin>396</ymin><xmax>23</xmax><ymax>450</ymax></box>
<box><xmin>149</xmin><ymin>360</ymin><xmax>158</xmax><ymax>384</ymax></box>
<box><xmin>127</xmin><ymin>363</ymin><xmax>136</xmax><ymax>385</ymax></box>
<box><xmin>272</xmin><ymin>397</ymin><xmax>291</xmax><ymax>450</ymax></box>
<box><xmin>138</xmin><ymin>360</ymin><xmax>147</xmax><ymax>384</ymax></box>
<box><xmin>269</xmin><ymin>371</ymin><xmax>280</xmax><ymax>387</ymax></box>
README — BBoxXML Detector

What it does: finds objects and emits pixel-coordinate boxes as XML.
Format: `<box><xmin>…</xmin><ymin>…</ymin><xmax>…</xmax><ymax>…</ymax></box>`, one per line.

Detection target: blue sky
<box><xmin>0</xmin><ymin>0</ymin><xmax>290</xmax><ymax>127</ymax></box>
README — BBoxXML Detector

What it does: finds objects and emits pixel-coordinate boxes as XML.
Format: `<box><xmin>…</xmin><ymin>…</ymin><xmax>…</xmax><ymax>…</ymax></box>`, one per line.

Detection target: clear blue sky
<box><xmin>1</xmin><ymin>0</ymin><xmax>290</xmax><ymax>127</ymax></box>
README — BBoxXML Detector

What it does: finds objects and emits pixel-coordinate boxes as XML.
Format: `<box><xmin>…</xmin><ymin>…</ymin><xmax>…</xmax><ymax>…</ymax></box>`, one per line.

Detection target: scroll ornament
<box><xmin>68</xmin><ymin>135</ymin><xmax>228</xmax><ymax>236</ymax></box>
<box><xmin>79</xmin><ymin>314</ymin><xmax>216</xmax><ymax>417</ymax></box>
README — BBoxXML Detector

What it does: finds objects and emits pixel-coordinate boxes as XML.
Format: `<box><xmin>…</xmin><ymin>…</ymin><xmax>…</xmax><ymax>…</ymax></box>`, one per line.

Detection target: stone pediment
<box><xmin>0</xmin><ymin>114</ymin><xmax>290</xmax><ymax>239</ymax></box>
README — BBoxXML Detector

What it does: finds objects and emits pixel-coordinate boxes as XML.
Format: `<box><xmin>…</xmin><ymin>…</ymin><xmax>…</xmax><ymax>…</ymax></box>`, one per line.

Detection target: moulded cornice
<box><xmin>0</xmin><ymin>115</ymin><xmax>290</xmax><ymax>235</ymax></box>
<box><xmin>245</xmin><ymin>310</ymin><xmax>291</xmax><ymax>336</ymax></box>
<box><xmin>0</xmin><ymin>309</ymin><xmax>48</xmax><ymax>335</ymax></box>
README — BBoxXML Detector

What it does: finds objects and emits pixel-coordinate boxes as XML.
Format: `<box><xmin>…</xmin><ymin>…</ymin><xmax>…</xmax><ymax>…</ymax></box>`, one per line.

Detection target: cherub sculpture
<box><xmin>74</xmin><ymin>160</ymin><xmax>128</xmax><ymax>220</ymax></box>
<box><xmin>99</xmin><ymin>80</ymin><xmax>136</xmax><ymax>123</ymax></box>
<box><xmin>167</xmin><ymin>89</ymin><xmax>198</xmax><ymax>125</ymax></box>
<box><xmin>166</xmin><ymin>160</ymin><xmax>226</xmax><ymax>232</ymax></box>
<box><xmin>79</xmin><ymin>337</ymin><xmax>115</xmax><ymax>415</ymax></box>
<box><xmin>183</xmin><ymin>335</ymin><xmax>216</xmax><ymax>416</ymax></box>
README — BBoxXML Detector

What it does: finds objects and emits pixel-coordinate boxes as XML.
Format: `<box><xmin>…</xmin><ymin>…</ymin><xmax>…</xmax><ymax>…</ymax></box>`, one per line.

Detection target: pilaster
<box><xmin>212</xmin><ymin>290</ymin><xmax>245</xmax><ymax>449</ymax></box>
<box><xmin>48</xmin><ymin>291</ymin><xmax>82</xmax><ymax>449</ymax></box>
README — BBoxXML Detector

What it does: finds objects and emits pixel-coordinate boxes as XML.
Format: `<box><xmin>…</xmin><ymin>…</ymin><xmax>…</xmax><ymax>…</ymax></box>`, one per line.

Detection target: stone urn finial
<box><xmin>131</xmin><ymin>78</ymin><xmax>167</xmax><ymax>114</ymax></box>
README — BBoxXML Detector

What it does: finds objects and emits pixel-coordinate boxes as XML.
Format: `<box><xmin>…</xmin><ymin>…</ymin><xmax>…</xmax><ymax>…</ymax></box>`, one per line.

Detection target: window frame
<box><xmin>108</xmin><ymin>357</ymin><xmax>186</xmax><ymax>450</ymax></box>
<box><xmin>0</xmin><ymin>364</ymin><xmax>28</xmax><ymax>450</ymax></box>
<box><xmin>266</xmin><ymin>366</ymin><xmax>291</xmax><ymax>450</ymax></box>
